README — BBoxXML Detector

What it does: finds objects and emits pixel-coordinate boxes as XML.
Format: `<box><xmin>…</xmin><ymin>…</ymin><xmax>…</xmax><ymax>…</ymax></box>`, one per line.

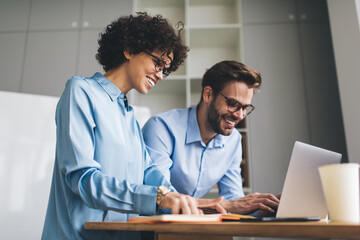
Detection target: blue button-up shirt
<box><xmin>142</xmin><ymin>106</ymin><xmax>245</xmax><ymax>200</ymax></box>
<box><xmin>42</xmin><ymin>73</ymin><xmax>172</xmax><ymax>240</ymax></box>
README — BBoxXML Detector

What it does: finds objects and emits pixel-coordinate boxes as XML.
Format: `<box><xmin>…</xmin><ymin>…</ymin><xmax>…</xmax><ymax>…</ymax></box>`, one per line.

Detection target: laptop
<box><xmin>241</xmin><ymin>141</ymin><xmax>342</xmax><ymax>222</ymax></box>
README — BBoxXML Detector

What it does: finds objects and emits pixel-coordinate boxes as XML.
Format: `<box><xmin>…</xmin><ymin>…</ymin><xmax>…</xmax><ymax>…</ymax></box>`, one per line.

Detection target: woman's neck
<box><xmin>104</xmin><ymin>65</ymin><xmax>131</xmax><ymax>95</ymax></box>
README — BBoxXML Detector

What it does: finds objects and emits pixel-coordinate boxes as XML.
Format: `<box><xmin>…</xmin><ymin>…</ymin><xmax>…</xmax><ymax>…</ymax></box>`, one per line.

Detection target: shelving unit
<box><xmin>133</xmin><ymin>0</ymin><xmax>252</xmax><ymax>193</ymax></box>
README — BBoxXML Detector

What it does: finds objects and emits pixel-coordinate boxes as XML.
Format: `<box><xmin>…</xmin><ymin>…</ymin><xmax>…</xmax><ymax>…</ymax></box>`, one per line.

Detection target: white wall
<box><xmin>0</xmin><ymin>91</ymin><xmax>58</xmax><ymax>239</ymax></box>
<box><xmin>0</xmin><ymin>90</ymin><xmax>151</xmax><ymax>239</ymax></box>
<box><xmin>327</xmin><ymin>0</ymin><xmax>360</xmax><ymax>163</ymax></box>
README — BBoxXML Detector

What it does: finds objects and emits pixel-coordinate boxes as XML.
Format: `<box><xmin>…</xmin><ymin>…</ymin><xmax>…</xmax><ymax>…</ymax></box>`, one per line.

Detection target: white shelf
<box><xmin>134</xmin><ymin>0</ymin><xmax>185</xmax><ymax>26</ymax></box>
<box><xmin>166</xmin><ymin>75</ymin><xmax>187</xmax><ymax>80</ymax></box>
<box><xmin>189</xmin><ymin>28</ymin><xmax>241</xmax><ymax>77</ymax></box>
<box><xmin>188</xmin><ymin>0</ymin><xmax>241</xmax><ymax>25</ymax></box>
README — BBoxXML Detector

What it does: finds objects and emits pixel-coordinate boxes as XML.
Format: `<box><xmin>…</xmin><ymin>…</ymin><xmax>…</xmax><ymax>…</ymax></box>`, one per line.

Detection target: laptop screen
<box><xmin>276</xmin><ymin>141</ymin><xmax>342</xmax><ymax>218</ymax></box>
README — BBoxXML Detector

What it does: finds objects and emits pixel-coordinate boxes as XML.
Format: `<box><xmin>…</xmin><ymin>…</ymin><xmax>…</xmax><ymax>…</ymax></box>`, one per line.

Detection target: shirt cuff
<box><xmin>133</xmin><ymin>185</ymin><xmax>158</xmax><ymax>216</ymax></box>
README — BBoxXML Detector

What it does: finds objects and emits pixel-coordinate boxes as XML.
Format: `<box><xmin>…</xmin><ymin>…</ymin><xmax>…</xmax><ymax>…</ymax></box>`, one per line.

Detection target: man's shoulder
<box><xmin>151</xmin><ymin>107</ymin><xmax>190</xmax><ymax>124</ymax></box>
<box><xmin>143</xmin><ymin>108</ymin><xmax>190</xmax><ymax>139</ymax></box>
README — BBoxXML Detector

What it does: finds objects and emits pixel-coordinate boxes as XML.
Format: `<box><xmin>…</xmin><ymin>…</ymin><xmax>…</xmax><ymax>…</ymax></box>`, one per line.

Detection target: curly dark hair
<box><xmin>96</xmin><ymin>12</ymin><xmax>189</xmax><ymax>72</ymax></box>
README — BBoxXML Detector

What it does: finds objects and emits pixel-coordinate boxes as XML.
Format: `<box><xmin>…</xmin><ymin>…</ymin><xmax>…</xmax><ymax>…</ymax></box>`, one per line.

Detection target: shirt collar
<box><xmin>186</xmin><ymin>105</ymin><xmax>202</xmax><ymax>144</ymax></box>
<box><xmin>92</xmin><ymin>72</ymin><xmax>125</xmax><ymax>101</ymax></box>
<box><xmin>185</xmin><ymin>105</ymin><xmax>227</xmax><ymax>148</ymax></box>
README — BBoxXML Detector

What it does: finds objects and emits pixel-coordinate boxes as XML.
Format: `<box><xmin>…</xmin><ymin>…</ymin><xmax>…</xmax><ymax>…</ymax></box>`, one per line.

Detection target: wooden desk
<box><xmin>85</xmin><ymin>220</ymin><xmax>360</xmax><ymax>239</ymax></box>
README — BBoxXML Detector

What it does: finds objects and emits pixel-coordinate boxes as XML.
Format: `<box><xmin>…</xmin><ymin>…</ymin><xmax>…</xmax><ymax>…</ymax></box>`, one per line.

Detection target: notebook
<box><xmin>129</xmin><ymin>214</ymin><xmax>222</xmax><ymax>223</ymax></box>
<box><xmin>242</xmin><ymin>141</ymin><xmax>342</xmax><ymax>222</ymax></box>
<box><xmin>129</xmin><ymin>210</ymin><xmax>257</xmax><ymax>223</ymax></box>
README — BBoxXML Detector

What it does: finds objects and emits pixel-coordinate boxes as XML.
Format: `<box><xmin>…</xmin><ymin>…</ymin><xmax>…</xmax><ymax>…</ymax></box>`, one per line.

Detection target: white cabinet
<box><xmin>77</xmin><ymin>0</ymin><xmax>133</xmax><ymax>77</ymax></box>
<box><xmin>134</xmin><ymin>0</ymin><xmax>252</xmax><ymax>191</ymax></box>
<box><xmin>297</xmin><ymin>0</ymin><xmax>347</xmax><ymax>161</ymax></box>
<box><xmin>0</xmin><ymin>33</ymin><xmax>27</xmax><ymax>92</ymax></box>
<box><xmin>0</xmin><ymin>0</ymin><xmax>31</xmax><ymax>31</ymax></box>
<box><xmin>28</xmin><ymin>0</ymin><xmax>132</xmax><ymax>31</ymax></box>
<box><xmin>77</xmin><ymin>30</ymin><xmax>105</xmax><ymax>77</ymax></box>
<box><xmin>242</xmin><ymin>0</ymin><xmax>347</xmax><ymax>195</ymax></box>
<box><xmin>243</xmin><ymin>23</ymin><xmax>311</xmax><ymax>194</ymax></box>
<box><xmin>28</xmin><ymin>0</ymin><xmax>82</xmax><ymax>30</ymax></box>
<box><xmin>0</xmin><ymin>0</ymin><xmax>30</xmax><ymax>92</ymax></box>
<box><xmin>81</xmin><ymin>0</ymin><xmax>133</xmax><ymax>29</ymax></box>
<box><xmin>242</xmin><ymin>0</ymin><xmax>297</xmax><ymax>23</ymax></box>
<box><xmin>0</xmin><ymin>0</ymin><xmax>133</xmax><ymax>96</ymax></box>
<box><xmin>21</xmin><ymin>32</ymin><xmax>79</xmax><ymax>96</ymax></box>
<box><xmin>297</xmin><ymin>0</ymin><xmax>328</xmax><ymax>22</ymax></box>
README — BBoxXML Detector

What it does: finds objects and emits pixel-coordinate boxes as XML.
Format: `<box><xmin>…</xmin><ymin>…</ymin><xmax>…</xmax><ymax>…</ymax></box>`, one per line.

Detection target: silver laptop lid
<box><xmin>276</xmin><ymin>141</ymin><xmax>342</xmax><ymax>218</ymax></box>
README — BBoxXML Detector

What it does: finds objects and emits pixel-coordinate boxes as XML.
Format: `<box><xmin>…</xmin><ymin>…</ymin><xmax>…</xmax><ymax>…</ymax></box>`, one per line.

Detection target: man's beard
<box><xmin>207</xmin><ymin>100</ymin><xmax>236</xmax><ymax>136</ymax></box>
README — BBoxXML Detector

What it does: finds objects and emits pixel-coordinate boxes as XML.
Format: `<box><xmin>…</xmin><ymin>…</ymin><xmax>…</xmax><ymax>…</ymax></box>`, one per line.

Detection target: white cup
<box><xmin>318</xmin><ymin>163</ymin><xmax>360</xmax><ymax>223</ymax></box>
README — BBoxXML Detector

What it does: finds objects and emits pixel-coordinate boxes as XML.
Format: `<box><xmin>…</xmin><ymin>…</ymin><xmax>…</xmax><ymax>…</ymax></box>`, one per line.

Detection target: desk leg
<box><xmin>155</xmin><ymin>233</ymin><xmax>232</xmax><ymax>240</ymax></box>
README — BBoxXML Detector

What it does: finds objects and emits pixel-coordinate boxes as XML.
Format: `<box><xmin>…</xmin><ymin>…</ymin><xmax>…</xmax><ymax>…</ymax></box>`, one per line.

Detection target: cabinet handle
<box><xmin>71</xmin><ymin>22</ymin><xmax>78</xmax><ymax>28</ymax></box>
<box><xmin>288</xmin><ymin>14</ymin><xmax>295</xmax><ymax>21</ymax></box>
<box><xmin>300</xmin><ymin>14</ymin><xmax>307</xmax><ymax>20</ymax></box>
<box><xmin>83</xmin><ymin>21</ymin><xmax>89</xmax><ymax>28</ymax></box>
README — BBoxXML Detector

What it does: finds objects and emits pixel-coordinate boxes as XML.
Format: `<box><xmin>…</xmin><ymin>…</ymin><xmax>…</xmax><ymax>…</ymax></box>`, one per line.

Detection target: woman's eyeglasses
<box><xmin>144</xmin><ymin>51</ymin><xmax>171</xmax><ymax>79</ymax></box>
<box><xmin>218</xmin><ymin>92</ymin><xmax>255</xmax><ymax>116</ymax></box>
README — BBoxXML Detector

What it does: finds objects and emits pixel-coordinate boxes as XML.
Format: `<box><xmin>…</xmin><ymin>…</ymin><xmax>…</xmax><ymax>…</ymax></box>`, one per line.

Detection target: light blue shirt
<box><xmin>42</xmin><ymin>73</ymin><xmax>172</xmax><ymax>240</ymax></box>
<box><xmin>142</xmin><ymin>106</ymin><xmax>245</xmax><ymax>200</ymax></box>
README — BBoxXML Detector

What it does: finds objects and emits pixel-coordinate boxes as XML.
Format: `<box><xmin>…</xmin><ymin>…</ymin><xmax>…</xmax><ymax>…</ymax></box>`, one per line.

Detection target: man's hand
<box><xmin>160</xmin><ymin>192</ymin><xmax>227</xmax><ymax>214</ymax></box>
<box><xmin>221</xmin><ymin>192</ymin><xmax>280</xmax><ymax>216</ymax></box>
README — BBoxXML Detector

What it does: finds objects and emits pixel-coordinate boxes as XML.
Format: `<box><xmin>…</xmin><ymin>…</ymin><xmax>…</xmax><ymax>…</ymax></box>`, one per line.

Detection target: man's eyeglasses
<box><xmin>144</xmin><ymin>51</ymin><xmax>171</xmax><ymax>79</ymax></box>
<box><xmin>218</xmin><ymin>92</ymin><xmax>255</xmax><ymax>116</ymax></box>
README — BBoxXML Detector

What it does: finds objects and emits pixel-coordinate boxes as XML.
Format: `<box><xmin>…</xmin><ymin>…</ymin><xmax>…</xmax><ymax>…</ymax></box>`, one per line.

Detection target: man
<box><xmin>142</xmin><ymin>61</ymin><xmax>279</xmax><ymax>216</ymax></box>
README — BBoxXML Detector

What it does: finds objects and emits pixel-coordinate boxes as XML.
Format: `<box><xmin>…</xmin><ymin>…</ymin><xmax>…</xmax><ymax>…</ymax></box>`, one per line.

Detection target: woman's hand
<box><xmin>160</xmin><ymin>192</ymin><xmax>226</xmax><ymax>214</ymax></box>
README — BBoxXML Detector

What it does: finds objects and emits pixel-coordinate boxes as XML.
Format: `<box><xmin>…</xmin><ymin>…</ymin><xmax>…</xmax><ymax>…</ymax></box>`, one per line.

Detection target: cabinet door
<box><xmin>242</xmin><ymin>0</ymin><xmax>296</xmax><ymax>23</ymax></box>
<box><xmin>21</xmin><ymin>31</ymin><xmax>78</xmax><ymax>96</ymax></box>
<box><xmin>0</xmin><ymin>33</ymin><xmax>26</xmax><ymax>92</ymax></box>
<box><xmin>297</xmin><ymin>0</ymin><xmax>347</xmax><ymax>161</ymax></box>
<box><xmin>243</xmin><ymin>24</ymin><xmax>310</xmax><ymax>194</ymax></box>
<box><xmin>297</xmin><ymin>0</ymin><xmax>328</xmax><ymax>22</ymax></box>
<box><xmin>77</xmin><ymin>30</ymin><xmax>104</xmax><ymax>77</ymax></box>
<box><xmin>0</xmin><ymin>0</ymin><xmax>30</xmax><ymax>31</ymax></box>
<box><xmin>81</xmin><ymin>0</ymin><xmax>132</xmax><ymax>29</ymax></box>
<box><xmin>29</xmin><ymin>0</ymin><xmax>81</xmax><ymax>30</ymax></box>
<box><xmin>299</xmin><ymin>21</ymin><xmax>347</xmax><ymax>161</ymax></box>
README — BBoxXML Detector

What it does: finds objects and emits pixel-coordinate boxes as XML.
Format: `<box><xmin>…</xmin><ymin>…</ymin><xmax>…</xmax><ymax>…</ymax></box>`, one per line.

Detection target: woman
<box><xmin>41</xmin><ymin>12</ymin><xmax>225</xmax><ymax>240</ymax></box>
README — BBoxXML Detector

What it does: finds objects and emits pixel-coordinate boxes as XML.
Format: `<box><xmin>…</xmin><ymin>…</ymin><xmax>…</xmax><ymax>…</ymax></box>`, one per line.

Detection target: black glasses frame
<box><xmin>143</xmin><ymin>51</ymin><xmax>171</xmax><ymax>79</ymax></box>
<box><xmin>218</xmin><ymin>92</ymin><xmax>255</xmax><ymax>115</ymax></box>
